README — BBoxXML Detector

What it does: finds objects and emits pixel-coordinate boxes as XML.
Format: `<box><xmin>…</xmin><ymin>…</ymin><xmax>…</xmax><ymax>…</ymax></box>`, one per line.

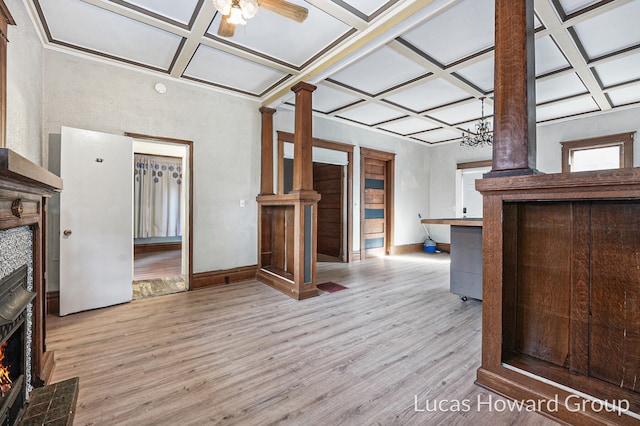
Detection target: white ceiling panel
<box><xmin>401</xmin><ymin>0</ymin><xmax>494</xmax><ymax>65</ymax></box>
<box><xmin>535</xmin><ymin>36</ymin><xmax>570</xmax><ymax>75</ymax></box>
<box><xmin>28</xmin><ymin>0</ymin><xmax>640</xmax><ymax>139</ymax></box>
<box><xmin>184</xmin><ymin>45</ymin><xmax>287</xmax><ymax>94</ymax></box>
<box><xmin>572</xmin><ymin>1</ymin><xmax>640</xmax><ymax>60</ymax></box>
<box><xmin>607</xmin><ymin>83</ymin><xmax>640</xmax><ymax>107</ymax></box>
<box><xmin>412</xmin><ymin>128</ymin><xmax>462</xmax><ymax>144</ymax></box>
<box><xmin>454</xmin><ymin>57</ymin><xmax>494</xmax><ymax>93</ymax></box>
<box><xmin>383</xmin><ymin>78</ymin><xmax>470</xmax><ymax>112</ymax></box>
<box><xmin>536</xmin><ymin>73</ymin><xmax>587</xmax><ymax>103</ymax></box>
<box><xmin>593</xmin><ymin>51</ymin><xmax>640</xmax><ymax>88</ymax></box>
<box><xmin>207</xmin><ymin>1</ymin><xmax>351</xmax><ymax>67</ymax></box>
<box><xmin>377</xmin><ymin>117</ymin><xmax>439</xmax><ymax>135</ymax></box>
<box><xmin>608</xmin><ymin>83</ymin><xmax>640</xmax><ymax>106</ymax></box>
<box><xmin>428</xmin><ymin>99</ymin><xmax>491</xmax><ymax>125</ymax></box>
<box><xmin>536</xmin><ymin>96</ymin><xmax>599</xmax><ymax>121</ymax></box>
<box><xmin>40</xmin><ymin>0</ymin><xmax>183</xmax><ymax>69</ymax></box>
<box><xmin>307</xmin><ymin>84</ymin><xmax>361</xmax><ymax>113</ymax></box>
<box><xmin>556</xmin><ymin>0</ymin><xmax>601</xmax><ymax>16</ymax></box>
<box><xmin>329</xmin><ymin>45</ymin><xmax>427</xmax><ymax>94</ymax></box>
<box><xmin>336</xmin><ymin>103</ymin><xmax>405</xmax><ymax>125</ymax></box>
<box><xmin>340</xmin><ymin>0</ymin><xmax>392</xmax><ymax>17</ymax></box>
<box><xmin>117</xmin><ymin>0</ymin><xmax>200</xmax><ymax>25</ymax></box>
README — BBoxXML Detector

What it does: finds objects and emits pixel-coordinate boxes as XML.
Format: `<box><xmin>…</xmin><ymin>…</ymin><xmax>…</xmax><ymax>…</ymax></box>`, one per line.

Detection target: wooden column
<box><xmin>487</xmin><ymin>0</ymin><xmax>537</xmax><ymax>177</ymax></box>
<box><xmin>259</xmin><ymin>107</ymin><xmax>276</xmax><ymax>195</ymax></box>
<box><xmin>291</xmin><ymin>82</ymin><xmax>316</xmax><ymax>192</ymax></box>
<box><xmin>0</xmin><ymin>2</ymin><xmax>15</xmax><ymax>149</ymax></box>
<box><xmin>256</xmin><ymin>82</ymin><xmax>320</xmax><ymax>300</ymax></box>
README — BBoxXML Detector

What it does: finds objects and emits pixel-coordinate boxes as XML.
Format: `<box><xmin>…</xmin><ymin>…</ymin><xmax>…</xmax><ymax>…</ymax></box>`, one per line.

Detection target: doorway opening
<box><xmin>278</xmin><ymin>131</ymin><xmax>353</xmax><ymax>262</ymax></box>
<box><xmin>128</xmin><ymin>134</ymin><xmax>193</xmax><ymax>300</ymax></box>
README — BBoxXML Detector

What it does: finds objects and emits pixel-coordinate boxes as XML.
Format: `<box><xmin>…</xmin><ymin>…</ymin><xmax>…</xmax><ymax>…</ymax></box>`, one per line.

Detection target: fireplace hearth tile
<box><xmin>17</xmin><ymin>377</ymin><xmax>78</xmax><ymax>426</ymax></box>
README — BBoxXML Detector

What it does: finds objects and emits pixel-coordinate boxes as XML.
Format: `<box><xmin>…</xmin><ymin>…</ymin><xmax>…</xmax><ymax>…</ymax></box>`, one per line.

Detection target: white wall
<box><xmin>537</xmin><ymin>106</ymin><xmax>640</xmax><ymax>173</ymax></box>
<box><xmin>274</xmin><ymin>109</ymin><xmax>432</xmax><ymax>250</ymax></box>
<box><xmin>6</xmin><ymin>0</ymin><xmax>43</xmax><ymax>164</ymax></box>
<box><xmin>428</xmin><ymin>105</ymin><xmax>640</xmax><ymax>243</ymax></box>
<box><xmin>42</xmin><ymin>50</ymin><xmax>262</xmax><ymax>278</ymax></box>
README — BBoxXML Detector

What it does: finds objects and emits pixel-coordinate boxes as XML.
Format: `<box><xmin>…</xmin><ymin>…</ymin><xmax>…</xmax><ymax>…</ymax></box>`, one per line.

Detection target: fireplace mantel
<box><xmin>0</xmin><ymin>148</ymin><xmax>61</xmax><ymax>388</ymax></box>
<box><xmin>0</xmin><ymin>149</ymin><xmax>62</xmax><ymax>195</ymax></box>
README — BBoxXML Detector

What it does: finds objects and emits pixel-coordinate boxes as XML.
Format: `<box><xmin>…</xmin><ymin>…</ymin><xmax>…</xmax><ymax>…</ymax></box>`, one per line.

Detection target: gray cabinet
<box><xmin>450</xmin><ymin>225</ymin><xmax>482</xmax><ymax>300</ymax></box>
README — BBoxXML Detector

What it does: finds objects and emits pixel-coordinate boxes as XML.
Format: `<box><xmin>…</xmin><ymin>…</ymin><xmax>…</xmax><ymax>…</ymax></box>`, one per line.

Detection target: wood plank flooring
<box><xmin>47</xmin><ymin>253</ymin><xmax>557</xmax><ymax>425</ymax></box>
<box><xmin>133</xmin><ymin>249</ymin><xmax>182</xmax><ymax>281</ymax></box>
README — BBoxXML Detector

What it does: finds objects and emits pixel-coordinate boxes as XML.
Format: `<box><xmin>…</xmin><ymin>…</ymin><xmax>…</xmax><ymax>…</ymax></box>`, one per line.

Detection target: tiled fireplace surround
<box><xmin>0</xmin><ymin>227</ymin><xmax>35</xmax><ymax>424</ymax></box>
<box><xmin>0</xmin><ymin>148</ymin><xmax>64</xmax><ymax>424</ymax></box>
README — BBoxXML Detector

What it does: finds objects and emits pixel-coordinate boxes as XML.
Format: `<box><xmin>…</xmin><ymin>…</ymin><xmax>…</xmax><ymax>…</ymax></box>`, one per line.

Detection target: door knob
<box><xmin>63</xmin><ymin>229</ymin><xmax>72</xmax><ymax>236</ymax></box>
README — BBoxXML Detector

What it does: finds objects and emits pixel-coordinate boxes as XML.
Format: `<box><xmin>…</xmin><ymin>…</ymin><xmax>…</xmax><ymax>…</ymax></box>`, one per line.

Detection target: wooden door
<box><xmin>313</xmin><ymin>162</ymin><xmax>343</xmax><ymax>260</ymax></box>
<box><xmin>362</xmin><ymin>156</ymin><xmax>388</xmax><ymax>258</ymax></box>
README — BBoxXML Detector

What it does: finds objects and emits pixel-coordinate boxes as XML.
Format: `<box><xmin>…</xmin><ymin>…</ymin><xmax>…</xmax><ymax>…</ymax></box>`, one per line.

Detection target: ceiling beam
<box><xmin>169</xmin><ymin>2</ymin><xmax>215</xmax><ymax>78</ymax></box>
<box><xmin>534</xmin><ymin>0</ymin><xmax>611</xmax><ymax>111</ymax></box>
<box><xmin>260</xmin><ymin>0</ymin><xmax>456</xmax><ymax>108</ymax></box>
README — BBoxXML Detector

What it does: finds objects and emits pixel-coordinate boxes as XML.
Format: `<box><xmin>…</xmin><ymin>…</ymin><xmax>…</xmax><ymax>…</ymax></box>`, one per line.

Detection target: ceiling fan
<box><xmin>213</xmin><ymin>0</ymin><xmax>309</xmax><ymax>38</ymax></box>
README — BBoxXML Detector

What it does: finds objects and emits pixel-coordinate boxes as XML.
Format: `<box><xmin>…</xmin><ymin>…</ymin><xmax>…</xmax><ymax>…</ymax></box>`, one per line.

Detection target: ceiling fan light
<box><xmin>239</xmin><ymin>0</ymin><xmax>259</xmax><ymax>19</ymax></box>
<box><xmin>212</xmin><ymin>0</ymin><xmax>232</xmax><ymax>16</ymax></box>
<box><xmin>227</xmin><ymin>4</ymin><xmax>247</xmax><ymax>25</ymax></box>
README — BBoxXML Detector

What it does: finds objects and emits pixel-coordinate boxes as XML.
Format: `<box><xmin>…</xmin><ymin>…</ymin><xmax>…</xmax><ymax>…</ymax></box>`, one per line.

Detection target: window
<box><xmin>560</xmin><ymin>133</ymin><xmax>634</xmax><ymax>173</ymax></box>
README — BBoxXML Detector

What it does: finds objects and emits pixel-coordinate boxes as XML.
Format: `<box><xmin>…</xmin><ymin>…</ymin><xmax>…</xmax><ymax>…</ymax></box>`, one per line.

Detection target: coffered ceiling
<box><xmin>25</xmin><ymin>0</ymin><xmax>640</xmax><ymax>145</ymax></box>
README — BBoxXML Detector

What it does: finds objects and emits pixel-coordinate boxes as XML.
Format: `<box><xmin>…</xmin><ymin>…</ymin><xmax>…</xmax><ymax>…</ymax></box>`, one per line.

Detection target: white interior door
<box><xmin>59</xmin><ymin>126</ymin><xmax>133</xmax><ymax>315</ymax></box>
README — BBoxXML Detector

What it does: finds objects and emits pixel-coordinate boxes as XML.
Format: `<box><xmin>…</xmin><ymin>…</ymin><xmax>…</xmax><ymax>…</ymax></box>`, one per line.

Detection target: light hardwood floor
<box><xmin>47</xmin><ymin>253</ymin><xmax>557</xmax><ymax>425</ymax></box>
<box><xmin>133</xmin><ymin>249</ymin><xmax>182</xmax><ymax>281</ymax></box>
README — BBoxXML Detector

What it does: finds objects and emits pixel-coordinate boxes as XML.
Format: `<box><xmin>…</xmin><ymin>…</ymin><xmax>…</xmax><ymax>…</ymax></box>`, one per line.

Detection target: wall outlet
<box><xmin>240</xmin><ymin>199</ymin><xmax>245</xmax><ymax>207</ymax></box>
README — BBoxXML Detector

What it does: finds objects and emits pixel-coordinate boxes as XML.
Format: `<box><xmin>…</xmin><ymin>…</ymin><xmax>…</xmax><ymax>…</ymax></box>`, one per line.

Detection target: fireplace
<box><xmin>0</xmin><ymin>149</ymin><xmax>62</xmax><ymax>426</ymax></box>
<box><xmin>0</xmin><ymin>263</ymin><xmax>35</xmax><ymax>425</ymax></box>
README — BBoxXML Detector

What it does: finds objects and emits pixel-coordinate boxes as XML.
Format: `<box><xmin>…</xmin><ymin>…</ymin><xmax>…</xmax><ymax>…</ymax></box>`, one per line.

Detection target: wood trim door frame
<box><xmin>125</xmin><ymin>132</ymin><xmax>194</xmax><ymax>289</ymax></box>
<box><xmin>277</xmin><ymin>131</ymin><xmax>354</xmax><ymax>263</ymax></box>
<box><xmin>360</xmin><ymin>147</ymin><xmax>395</xmax><ymax>260</ymax></box>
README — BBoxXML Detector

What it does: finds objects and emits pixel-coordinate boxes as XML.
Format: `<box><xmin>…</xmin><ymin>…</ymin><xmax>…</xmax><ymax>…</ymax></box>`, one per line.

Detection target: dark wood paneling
<box><xmin>589</xmin><ymin>201</ymin><xmax>640</xmax><ymax>391</ymax></box>
<box><xmin>191</xmin><ymin>265</ymin><xmax>258</xmax><ymax>289</ymax></box>
<box><xmin>515</xmin><ymin>203</ymin><xmax>572</xmax><ymax>367</ymax></box>
<box><xmin>569</xmin><ymin>202</ymin><xmax>590</xmax><ymax>375</ymax></box>
<box><xmin>47</xmin><ymin>291</ymin><xmax>60</xmax><ymax>315</ymax></box>
<box><xmin>314</xmin><ymin>163</ymin><xmax>342</xmax><ymax>259</ymax></box>
<box><xmin>133</xmin><ymin>241</ymin><xmax>181</xmax><ymax>255</ymax></box>
<box><xmin>501</xmin><ymin>202</ymin><xmax>518</xmax><ymax>354</ymax></box>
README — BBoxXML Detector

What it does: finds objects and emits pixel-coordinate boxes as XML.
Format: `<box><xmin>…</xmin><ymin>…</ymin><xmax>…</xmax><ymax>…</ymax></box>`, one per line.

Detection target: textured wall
<box><xmin>6</xmin><ymin>0</ymin><xmax>43</xmax><ymax>165</ymax></box>
<box><xmin>42</xmin><ymin>50</ymin><xmax>261</xmax><ymax>277</ymax></box>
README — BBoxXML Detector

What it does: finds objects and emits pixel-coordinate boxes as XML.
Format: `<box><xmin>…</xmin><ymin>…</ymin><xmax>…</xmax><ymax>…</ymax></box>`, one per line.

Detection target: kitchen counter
<box><xmin>421</xmin><ymin>218</ymin><xmax>482</xmax><ymax>301</ymax></box>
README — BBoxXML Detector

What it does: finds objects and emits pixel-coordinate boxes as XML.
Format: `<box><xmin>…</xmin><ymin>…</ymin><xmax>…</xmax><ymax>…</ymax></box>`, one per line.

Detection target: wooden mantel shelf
<box><xmin>0</xmin><ymin>148</ymin><xmax>62</xmax><ymax>193</ymax></box>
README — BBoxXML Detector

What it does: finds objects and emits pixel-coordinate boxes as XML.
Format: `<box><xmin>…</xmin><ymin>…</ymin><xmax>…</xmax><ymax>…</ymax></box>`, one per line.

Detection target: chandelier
<box><xmin>212</xmin><ymin>0</ymin><xmax>259</xmax><ymax>25</ymax></box>
<box><xmin>460</xmin><ymin>97</ymin><xmax>493</xmax><ymax>148</ymax></box>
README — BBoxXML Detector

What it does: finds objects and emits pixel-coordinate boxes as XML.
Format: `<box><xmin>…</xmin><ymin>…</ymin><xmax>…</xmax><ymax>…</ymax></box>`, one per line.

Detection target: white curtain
<box><xmin>134</xmin><ymin>154</ymin><xmax>182</xmax><ymax>238</ymax></box>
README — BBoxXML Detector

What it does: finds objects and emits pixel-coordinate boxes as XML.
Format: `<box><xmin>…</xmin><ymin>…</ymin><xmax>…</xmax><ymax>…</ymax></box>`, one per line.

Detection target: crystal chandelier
<box><xmin>460</xmin><ymin>97</ymin><xmax>493</xmax><ymax>148</ymax></box>
<box><xmin>212</xmin><ymin>0</ymin><xmax>259</xmax><ymax>25</ymax></box>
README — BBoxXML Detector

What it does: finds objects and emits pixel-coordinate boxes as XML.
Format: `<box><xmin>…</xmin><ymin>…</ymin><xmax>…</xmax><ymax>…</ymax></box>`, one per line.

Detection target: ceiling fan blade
<box><xmin>217</xmin><ymin>15</ymin><xmax>236</xmax><ymax>37</ymax></box>
<box><xmin>259</xmin><ymin>0</ymin><xmax>309</xmax><ymax>23</ymax></box>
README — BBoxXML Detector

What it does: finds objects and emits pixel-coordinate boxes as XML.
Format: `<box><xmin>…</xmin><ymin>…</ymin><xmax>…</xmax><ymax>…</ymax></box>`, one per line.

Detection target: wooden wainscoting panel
<box><xmin>589</xmin><ymin>201</ymin><xmax>640</xmax><ymax>391</ymax></box>
<box><xmin>47</xmin><ymin>291</ymin><xmax>60</xmax><ymax>315</ymax></box>
<box><xmin>134</xmin><ymin>242</ymin><xmax>181</xmax><ymax>255</ymax></box>
<box><xmin>389</xmin><ymin>243</ymin><xmax>423</xmax><ymax>255</ymax></box>
<box><xmin>515</xmin><ymin>202</ymin><xmax>572</xmax><ymax>367</ymax></box>
<box><xmin>192</xmin><ymin>265</ymin><xmax>258</xmax><ymax>289</ymax></box>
